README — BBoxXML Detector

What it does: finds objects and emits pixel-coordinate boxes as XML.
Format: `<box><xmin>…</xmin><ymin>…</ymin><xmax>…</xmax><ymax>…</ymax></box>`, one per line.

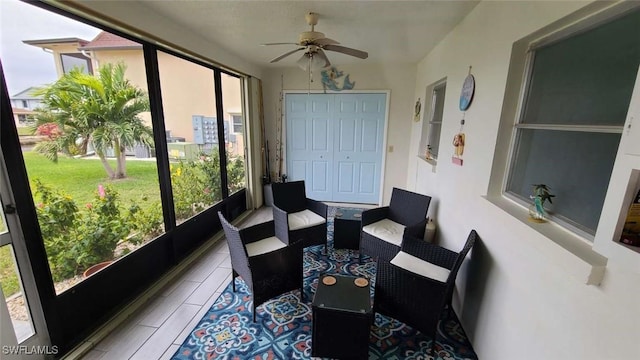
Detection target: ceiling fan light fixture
<box><xmin>297</xmin><ymin>52</ymin><xmax>329</xmax><ymax>71</ymax></box>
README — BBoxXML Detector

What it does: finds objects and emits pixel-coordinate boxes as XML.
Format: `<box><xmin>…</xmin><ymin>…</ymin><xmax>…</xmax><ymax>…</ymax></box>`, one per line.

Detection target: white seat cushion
<box><xmin>245</xmin><ymin>236</ymin><xmax>287</xmax><ymax>257</ymax></box>
<box><xmin>362</xmin><ymin>218</ymin><xmax>405</xmax><ymax>247</ymax></box>
<box><xmin>390</xmin><ymin>251</ymin><xmax>450</xmax><ymax>282</ymax></box>
<box><xmin>288</xmin><ymin>209</ymin><xmax>326</xmax><ymax>231</ymax></box>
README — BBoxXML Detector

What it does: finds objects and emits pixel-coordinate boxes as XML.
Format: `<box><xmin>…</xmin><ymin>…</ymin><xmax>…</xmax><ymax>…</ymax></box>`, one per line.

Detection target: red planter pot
<box><xmin>82</xmin><ymin>261</ymin><xmax>113</xmax><ymax>278</ymax></box>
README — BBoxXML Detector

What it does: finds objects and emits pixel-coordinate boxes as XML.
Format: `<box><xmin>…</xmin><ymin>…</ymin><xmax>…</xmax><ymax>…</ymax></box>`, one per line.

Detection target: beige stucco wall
<box><xmin>261</xmin><ymin>63</ymin><xmax>417</xmax><ymax>204</ymax></box>
<box><xmin>407</xmin><ymin>1</ymin><xmax>640</xmax><ymax>359</ymax></box>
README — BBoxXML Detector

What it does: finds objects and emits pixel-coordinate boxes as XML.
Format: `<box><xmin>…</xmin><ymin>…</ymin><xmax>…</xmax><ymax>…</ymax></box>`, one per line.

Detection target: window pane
<box><xmin>427</xmin><ymin>123</ymin><xmax>442</xmax><ymax>158</ymax></box>
<box><xmin>232</xmin><ymin>115</ymin><xmax>243</xmax><ymax>133</ymax></box>
<box><xmin>419</xmin><ymin>82</ymin><xmax>446</xmax><ymax>160</ymax></box>
<box><xmin>428</xmin><ymin>83</ymin><xmax>446</xmax><ymax>158</ymax></box>
<box><xmin>2</xmin><ymin>1</ymin><xmax>164</xmax><ymax>293</ymax></box>
<box><xmin>60</xmin><ymin>53</ymin><xmax>92</xmax><ymax>74</ymax></box>
<box><xmin>507</xmin><ymin>129</ymin><xmax>620</xmax><ymax>233</ymax></box>
<box><xmin>157</xmin><ymin>51</ymin><xmax>223</xmax><ymax>222</ymax></box>
<box><xmin>0</xmin><ymin>244</ymin><xmax>35</xmax><ymax>342</ymax></box>
<box><xmin>221</xmin><ymin>73</ymin><xmax>246</xmax><ymax>195</ymax></box>
<box><xmin>522</xmin><ymin>10</ymin><xmax>640</xmax><ymax>126</ymax></box>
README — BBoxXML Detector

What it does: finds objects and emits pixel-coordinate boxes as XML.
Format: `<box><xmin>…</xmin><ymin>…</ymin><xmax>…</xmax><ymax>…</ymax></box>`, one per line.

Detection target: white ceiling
<box><xmin>138</xmin><ymin>0</ymin><xmax>480</xmax><ymax>70</ymax></box>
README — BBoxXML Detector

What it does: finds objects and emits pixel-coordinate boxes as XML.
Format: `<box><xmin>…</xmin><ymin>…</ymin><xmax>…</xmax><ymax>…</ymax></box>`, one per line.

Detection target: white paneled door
<box><xmin>285</xmin><ymin>93</ymin><xmax>386</xmax><ymax>203</ymax></box>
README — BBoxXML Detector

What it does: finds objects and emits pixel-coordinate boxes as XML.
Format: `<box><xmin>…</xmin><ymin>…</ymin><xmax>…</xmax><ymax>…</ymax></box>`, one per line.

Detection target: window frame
<box><xmin>231</xmin><ymin>113</ymin><xmax>243</xmax><ymax>134</ymax></box>
<box><xmin>418</xmin><ymin>78</ymin><xmax>447</xmax><ymax>163</ymax></box>
<box><xmin>59</xmin><ymin>52</ymin><xmax>93</xmax><ymax>75</ymax></box>
<box><xmin>0</xmin><ymin>0</ymin><xmax>252</xmax><ymax>353</ymax></box>
<box><xmin>502</xmin><ymin>13</ymin><xmax>632</xmax><ymax>240</ymax></box>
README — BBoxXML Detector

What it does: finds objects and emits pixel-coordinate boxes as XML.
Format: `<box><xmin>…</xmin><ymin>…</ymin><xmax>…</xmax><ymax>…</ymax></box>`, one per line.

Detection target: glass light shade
<box><xmin>297</xmin><ymin>53</ymin><xmax>328</xmax><ymax>71</ymax></box>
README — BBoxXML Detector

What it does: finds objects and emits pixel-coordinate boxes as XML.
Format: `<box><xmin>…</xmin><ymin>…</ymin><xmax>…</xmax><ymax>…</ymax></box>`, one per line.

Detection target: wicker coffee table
<box><xmin>311</xmin><ymin>274</ymin><xmax>372</xmax><ymax>359</ymax></box>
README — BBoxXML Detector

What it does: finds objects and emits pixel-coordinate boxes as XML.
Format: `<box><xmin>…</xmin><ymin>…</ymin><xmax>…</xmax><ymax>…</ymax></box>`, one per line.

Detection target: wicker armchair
<box><xmin>373</xmin><ymin>230</ymin><xmax>478</xmax><ymax>355</ymax></box>
<box><xmin>360</xmin><ymin>188</ymin><xmax>431</xmax><ymax>263</ymax></box>
<box><xmin>218</xmin><ymin>212</ymin><xmax>303</xmax><ymax>322</ymax></box>
<box><xmin>271</xmin><ymin>180</ymin><xmax>328</xmax><ymax>252</ymax></box>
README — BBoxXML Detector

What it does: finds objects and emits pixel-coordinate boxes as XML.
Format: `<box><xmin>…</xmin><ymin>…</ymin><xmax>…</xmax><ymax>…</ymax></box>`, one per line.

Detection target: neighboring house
<box><xmin>23</xmin><ymin>32</ymin><xmax>244</xmax><ymax>158</ymax></box>
<box><xmin>10</xmin><ymin>86</ymin><xmax>43</xmax><ymax>111</ymax></box>
<box><xmin>10</xmin><ymin>107</ymin><xmax>35</xmax><ymax>128</ymax></box>
<box><xmin>9</xmin><ymin>86</ymin><xmax>42</xmax><ymax>128</ymax></box>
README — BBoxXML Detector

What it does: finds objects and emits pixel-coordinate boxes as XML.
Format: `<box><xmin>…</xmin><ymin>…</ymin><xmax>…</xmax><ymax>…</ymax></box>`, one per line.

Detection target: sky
<box><xmin>0</xmin><ymin>0</ymin><xmax>100</xmax><ymax>95</ymax></box>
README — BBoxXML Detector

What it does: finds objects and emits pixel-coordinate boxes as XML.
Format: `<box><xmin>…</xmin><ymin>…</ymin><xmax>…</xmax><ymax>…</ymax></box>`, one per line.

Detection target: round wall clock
<box><xmin>459</xmin><ymin>74</ymin><xmax>475</xmax><ymax>111</ymax></box>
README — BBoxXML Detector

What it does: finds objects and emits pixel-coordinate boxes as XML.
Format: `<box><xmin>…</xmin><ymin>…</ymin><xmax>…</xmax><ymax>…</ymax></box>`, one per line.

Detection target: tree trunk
<box><xmin>114</xmin><ymin>143</ymin><xmax>127</xmax><ymax>179</ymax></box>
<box><xmin>79</xmin><ymin>137</ymin><xmax>89</xmax><ymax>155</ymax></box>
<box><xmin>97</xmin><ymin>151</ymin><xmax>115</xmax><ymax>179</ymax></box>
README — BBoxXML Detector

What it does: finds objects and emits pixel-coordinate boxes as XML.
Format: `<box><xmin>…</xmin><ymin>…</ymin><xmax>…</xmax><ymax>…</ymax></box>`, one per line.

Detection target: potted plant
<box><xmin>528</xmin><ymin>184</ymin><xmax>555</xmax><ymax>223</ymax></box>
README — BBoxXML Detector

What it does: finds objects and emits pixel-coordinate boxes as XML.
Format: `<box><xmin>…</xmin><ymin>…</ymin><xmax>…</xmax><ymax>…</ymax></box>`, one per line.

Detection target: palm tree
<box><xmin>33</xmin><ymin>62</ymin><xmax>152</xmax><ymax>179</ymax></box>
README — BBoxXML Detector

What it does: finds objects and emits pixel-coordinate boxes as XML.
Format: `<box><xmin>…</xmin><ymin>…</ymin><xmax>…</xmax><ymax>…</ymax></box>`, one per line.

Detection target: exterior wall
<box><xmin>155</xmin><ymin>51</ymin><xmax>217</xmax><ymax>142</ymax></box>
<box><xmin>262</xmin><ymin>63</ymin><xmax>417</xmax><ymax>204</ymax></box>
<box><xmin>407</xmin><ymin>1</ymin><xmax>640</xmax><ymax>359</ymax></box>
<box><xmin>10</xmin><ymin>99</ymin><xmax>41</xmax><ymax>111</ymax></box>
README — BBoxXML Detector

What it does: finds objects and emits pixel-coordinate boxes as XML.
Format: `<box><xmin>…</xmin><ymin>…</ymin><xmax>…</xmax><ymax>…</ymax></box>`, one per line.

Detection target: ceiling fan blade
<box><xmin>323</xmin><ymin>44</ymin><xmax>368</xmax><ymax>59</ymax></box>
<box><xmin>315</xmin><ymin>49</ymin><xmax>331</xmax><ymax>68</ymax></box>
<box><xmin>315</xmin><ymin>37</ymin><xmax>340</xmax><ymax>46</ymax></box>
<box><xmin>270</xmin><ymin>47</ymin><xmax>305</xmax><ymax>63</ymax></box>
<box><xmin>261</xmin><ymin>42</ymin><xmax>299</xmax><ymax>46</ymax></box>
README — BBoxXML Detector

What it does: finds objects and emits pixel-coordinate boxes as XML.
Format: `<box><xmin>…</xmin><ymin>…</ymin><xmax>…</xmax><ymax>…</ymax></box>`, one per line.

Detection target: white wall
<box><xmin>408</xmin><ymin>1</ymin><xmax>640</xmax><ymax>359</ymax></box>
<box><xmin>261</xmin><ymin>63</ymin><xmax>417</xmax><ymax>204</ymax></box>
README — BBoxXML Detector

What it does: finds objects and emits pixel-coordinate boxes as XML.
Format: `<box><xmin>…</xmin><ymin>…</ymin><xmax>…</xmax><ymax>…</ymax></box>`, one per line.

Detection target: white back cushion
<box><xmin>245</xmin><ymin>236</ymin><xmax>287</xmax><ymax>257</ymax></box>
<box><xmin>288</xmin><ymin>209</ymin><xmax>326</xmax><ymax>231</ymax></box>
<box><xmin>362</xmin><ymin>218</ymin><xmax>405</xmax><ymax>246</ymax></box>
<box><xmin>390</xmin><ymin>251</ymin><xmax>450</xmax><ymax>282</ymax></box>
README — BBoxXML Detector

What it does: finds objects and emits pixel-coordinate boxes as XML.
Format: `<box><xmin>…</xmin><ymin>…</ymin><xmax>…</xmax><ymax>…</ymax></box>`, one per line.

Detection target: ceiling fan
<box><xmin>262</xmin><ymin>12</ymin><xmax>368</xmax><ymax>70</ymax></box>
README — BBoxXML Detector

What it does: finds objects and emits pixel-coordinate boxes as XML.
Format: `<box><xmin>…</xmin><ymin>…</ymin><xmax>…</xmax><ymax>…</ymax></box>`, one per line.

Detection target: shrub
<box><xmin>170</xmin><ymin>151</ymin><xmax>245</xmax><ymax>221</ymax></box>
<box><xmin>33</xmin><ymin>181</ymin><xmax>160</xmax><ymax>280</ymax></box>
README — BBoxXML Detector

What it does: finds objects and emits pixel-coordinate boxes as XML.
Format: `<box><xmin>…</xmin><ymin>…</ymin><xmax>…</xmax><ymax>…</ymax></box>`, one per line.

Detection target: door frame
<box><xmin>0</xmin><ymin>148</ymin><xmax>51</xmax><ymax>358</ymax></box>
<box><xmin>282</xmin><ymin>90</ymin><xmax>390</xmax><ymax>205</ymax></box>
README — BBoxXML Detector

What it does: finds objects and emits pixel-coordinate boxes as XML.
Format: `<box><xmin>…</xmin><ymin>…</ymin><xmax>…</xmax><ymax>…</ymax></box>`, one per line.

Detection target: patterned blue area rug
<box><xmin>173</xmin><ymin>208</ymin><xmax>477</xmax><ymax>360</ymax></box>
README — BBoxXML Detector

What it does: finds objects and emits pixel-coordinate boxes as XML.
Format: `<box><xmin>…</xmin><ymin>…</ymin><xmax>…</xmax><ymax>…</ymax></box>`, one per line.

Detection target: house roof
<box><xmin>23</xmin><ymin>37</ymin><xmax>89</xmax><ymax>48</ymax></box>
<box><xmin>11</xmin><ymin>86</ymin><xmax>42</xmax><ymax>100</ymax></box>
<box><xmin>80</xmin><ymin>31</ymin><xmax>141</xmax><ymax>50</ymax></box>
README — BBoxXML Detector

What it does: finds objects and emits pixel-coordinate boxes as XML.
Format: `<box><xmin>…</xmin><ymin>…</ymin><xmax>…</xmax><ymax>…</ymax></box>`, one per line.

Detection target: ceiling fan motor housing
<box><xmin>299</xmin><ymin>31</ymin><xmax>325</xmax><ymax>45</ymax></box>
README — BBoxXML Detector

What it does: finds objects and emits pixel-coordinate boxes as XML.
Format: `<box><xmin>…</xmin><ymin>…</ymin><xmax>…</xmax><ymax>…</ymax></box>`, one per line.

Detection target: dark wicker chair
<box><xmin>218</xmin><ymin>212</ymin><xmax>303</xmax><ymax>322</ymax></box>
<box><xmin>360</xmin><ymin>187</ymin><xmax>431</xmax><ymax>263</ymax></box>
<box><xmin>373</xmin><ymin>230</ymin><xmax>478</xmax><ymax>355</ymax></box>
<box><xmin>271</xmin><ymin>180</ymin><xmax>328</xmax><ymax>252</ymax></box>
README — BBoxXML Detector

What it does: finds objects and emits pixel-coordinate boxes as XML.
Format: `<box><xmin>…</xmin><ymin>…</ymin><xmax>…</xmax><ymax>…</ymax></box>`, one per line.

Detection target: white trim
<box><xmin>513</xmin><ymin>124</ymin><xmax>624</xmax><ymax>134</ymax></box>
<box><xmin>528</xmin><ymin>1</ymin><xmax>640</xmax><ymax>51</ymax></box>
<box><xmin>380</xmin><ymin>90</ymin><xmax>391</xmax><ymax>205</ymax></box>
<box><xmin>0</xmin><ymin>148</ymin><xmax>50</xmax><ymax>351</ymax></box>
<box><xmin>283</xmin><ymin>89</ymin><xmax>390</xmax><ymax>95</ymax></box>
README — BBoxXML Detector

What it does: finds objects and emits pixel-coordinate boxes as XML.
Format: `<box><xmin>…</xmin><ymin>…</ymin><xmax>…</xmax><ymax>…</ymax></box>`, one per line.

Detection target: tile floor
<box><xmin>79</xmin><ymin>207</ymin><xmax>274</xmax><ymax>360</ymax></box>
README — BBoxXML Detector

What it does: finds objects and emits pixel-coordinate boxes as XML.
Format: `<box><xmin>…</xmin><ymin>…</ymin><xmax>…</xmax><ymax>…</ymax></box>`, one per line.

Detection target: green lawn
<box><xmin>23</xmin><ymin>152</ymin><xmax>161</xmax><ymax>207</ymax></box>
<box><xmin>0</xmin><ymin>245</ymin><xmax>19</xmax><ymax>298</ymax></box>
<box><xmin>17</xmin><ymin>127</ymin><xmax>34</xmax><ymax>136</ymax></box>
